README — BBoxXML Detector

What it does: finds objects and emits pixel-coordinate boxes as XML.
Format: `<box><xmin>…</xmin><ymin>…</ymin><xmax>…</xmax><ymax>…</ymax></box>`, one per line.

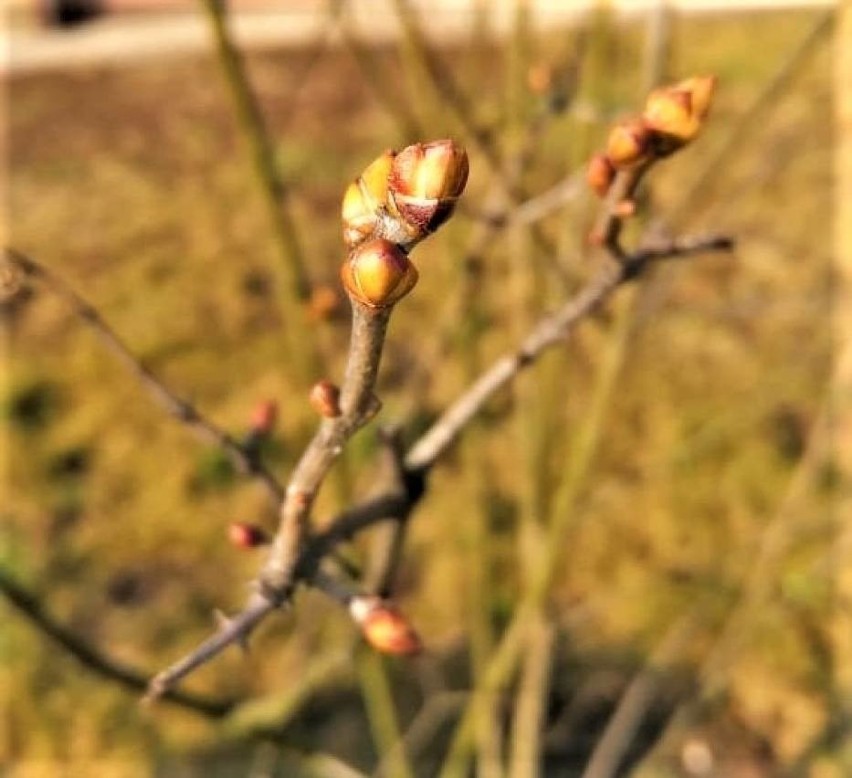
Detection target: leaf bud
<box><xmin>309</xmin><ymin>379</ymin><xmax>341</xmax><ymax>418</ymax></box>
<box><xmin>341</xmin><ymin>150</ymin><xmax>395</xmax><ymax>248</ymax></box>
<box><xmin>228</xmin><ymin>522</ymin><xmax>269</xmax><ymax>548</ymax></box>
<box><xmin>605</xmin><ymin>118</ymin><xmax>652</xmax><ymax>168</ymax></box>
<box><xmin>350</xmin><ymin>596</ymin><xmax>422</xmax><ymax>656</ymax></box>
<box><xmin>676</xmin><ymin>75</ymin><xmax>716</xmax><ymax>120</ymax></box>
<box><xmin>586</xmin><ymin>153</ymin><xmax>616</xmax><ymax>197</ymax></box>
<box><xmin>388</xmin><ymin>140</ymin><xmax>469</xmax><ymax>237</ymax></box>
<box><xmin>340</xmin><ymin>238</ymin><xmax>418</xmax><ymax>309</ymax></box>
<box><xmin>642</xmin><ymin>76</ymin><xmax>716</xmax><ymax>153</ymax></box>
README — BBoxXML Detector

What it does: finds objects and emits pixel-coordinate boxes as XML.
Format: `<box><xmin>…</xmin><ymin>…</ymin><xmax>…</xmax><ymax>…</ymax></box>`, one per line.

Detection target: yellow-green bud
<box><xmin>340</xmin><ymin>238</ymin><xmax>418</xmax><ymax>309</ymax></box>
<box><xmin>341</xmin><ymin>150</ymin><xmax>395</xmax><ymax>248</ymax></box>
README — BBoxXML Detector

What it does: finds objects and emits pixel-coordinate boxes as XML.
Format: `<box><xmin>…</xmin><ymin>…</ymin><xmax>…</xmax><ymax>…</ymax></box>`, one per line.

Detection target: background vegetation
<box><xmin>4</xmin><ymin>4</ymin><xmax>843</xmax><ymax>776</ymax></box>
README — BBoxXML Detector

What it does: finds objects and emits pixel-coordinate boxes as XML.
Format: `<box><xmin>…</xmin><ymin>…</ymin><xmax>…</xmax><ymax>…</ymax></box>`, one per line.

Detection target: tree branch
<box><xmin>147</xmin><ymin>301</ymin><xmax>395</xmax><ymax>699</ymax></box>
<box><xmin>4</xmin><ymin>248</ymin><xmax>285</xmax><ymax>504</ymax></box>
<box><xmin>0</xmin><ymin>566</ymin><xmax>235</xmax><ymax>718</ymax></box>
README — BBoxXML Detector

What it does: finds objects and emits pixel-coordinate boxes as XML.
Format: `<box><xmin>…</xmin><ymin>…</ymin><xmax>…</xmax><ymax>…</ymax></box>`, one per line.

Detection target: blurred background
<box><xmin>4</xmin><ymin>1</ymin><xmax>846</xmax><ymax>776</ymax></box>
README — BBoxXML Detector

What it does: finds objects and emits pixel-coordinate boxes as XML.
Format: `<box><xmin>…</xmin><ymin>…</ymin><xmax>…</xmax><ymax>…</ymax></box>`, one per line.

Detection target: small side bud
<box><xmin>249</xmin><ymin>400</ymin><xmax>278</xmax><ymax>434</ymax></box>
<box><xmin>341</xmin><ymin>150</ymin><xmax>395</xmax><ymax>248</ymax></box>
<box><xmin>350</xmin><ymin>596</ymin><xmax>422</xmax><ymax>656</ymax></box>
<box><xmin>309</xmin><ymin>380</ymin><xmax>341</xmax><ymax>418</ymax></box>
<box><xmin>586</xmin><ymin>153</ymin><xmax>616</xmax><ymax>197</ymax></box>
<box><xmin>341</xmin><ymin>238</ymin><xmax>418</xmax><ymax>309</ymax></box>
<box><xmin>228</xmin><ymin>522</ymin><xmax>269</xmax><ymax>548</ymax></box>
<box><xmin>308</xmin><ymin>283</ymin><xmax>345</xmax><ymax>322</ymax></box>
<box><xmin>606</xmin><ymin>118</ymin><xmax>652</xmax><ymax>168</ymax></box>
<box><xmin>388</xmin><ymin>140</ymin><xmax>469</xmax><ymax>238</ymax></box>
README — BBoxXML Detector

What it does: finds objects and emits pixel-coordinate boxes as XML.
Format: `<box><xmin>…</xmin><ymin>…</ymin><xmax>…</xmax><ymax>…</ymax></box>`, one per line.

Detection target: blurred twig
<box><xmin>199</xmin><ymin>0</ymin><xmax>310</xmax><ymax>302</ymax></box>
<box><xmin>668</xmin><ymin>9</ymin><xmax>834</xmax><ymax>227</ymax></box>
<box><xmin>376</xmin><ymin>691</ymin><xmax>468</xmax><ymax>777</ymax></box>
<box><xmin>389</xmin><ymin>0</ymin><xmax>504</xmax><ymax>179</ymax></box>
<box><xmin>507</xmin><ymin>613</ymin><xmax>555</xmax><ymax>778</ymax></box>
<box><xmin>580</xmin><ymin>611</ymin><xmax>698</xmax><ymax>778</ymax></box>
<box><xmin>4</xmin><ymin>248</ymin><xmax>286</xmax><ymax>503</ymax></box>
<box><xmin>357</xmin><ymin>649</ymin><xmax>414</xmax><ymax>778</ymax></box>
<box><xmin>0</xmin><ymin>566</ymin><xmax>234</xmax><ymax>718</ymax></box>
<box><xmin>435</xmin><ymin>154</ymin><xmax>733</xmax><ymax>775</ymax></box>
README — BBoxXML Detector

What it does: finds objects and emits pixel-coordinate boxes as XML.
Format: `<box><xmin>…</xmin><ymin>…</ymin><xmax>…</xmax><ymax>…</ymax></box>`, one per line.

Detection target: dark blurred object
<box><xmin>40</xmin><ymin>0</ymin><xmax>104</xmax><ymax>27</ymax></box>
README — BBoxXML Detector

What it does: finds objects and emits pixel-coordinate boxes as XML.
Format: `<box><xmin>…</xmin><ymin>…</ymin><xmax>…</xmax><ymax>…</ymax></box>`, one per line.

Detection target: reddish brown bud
<box><xmin>308</xmin><ymin>283</ymin><xmax>345</xmax><ymax>322</ymax></box>
<box><xmin>586</xmin><ymin>153</ymin><xmax>616</xmax><ymax>197</ymax></box>
<box><xmin>309</xmin><ymin>380</ymin><xmax>341</xmax><ymax>418</ymax></box>
<box><xmin>341</xmin><ymin>150</ymin><xmax>395</xmax><ymax>248</ymax></box>
<box><xmin>388</xmin><ymin>140</ymin><xmax>469</xmax><ymax>237</ymax></box>
<box><xmin>250</xmin><ymin>400</ymin><xmax>278</xmax><ymax>434</ymax></box>
<box><xmin>228</xmin><ymin>522</ymin><xmax>269</xmax><ymax>548</ymax></box>
<box><xmin>350</xmin><ymin>596</ymin><xmax>422</xmax><ymax>656</ymax></box>
<box><xmin>606</xmin><ymin>118</ymin><xmax>652</xmax><ymax>168</ymax></box>
<box><xmin>340</xmin><ymin>238</ymin><xmax>418</xmax><ymax>309</ymax></box>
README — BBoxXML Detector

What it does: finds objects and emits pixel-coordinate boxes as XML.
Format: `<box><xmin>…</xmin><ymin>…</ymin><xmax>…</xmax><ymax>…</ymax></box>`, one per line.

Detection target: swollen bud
<box><xmin>309</xmin><ymin>379</ymin><xmax>341</xmax><ymax>418</ymax></box>
<box><xmin>642</xmin><ymin>76</ymin><xmax>715</xmax><ymax>153</ymax></box>
<box><xmin>388</xmin><ymin>139</ymin><xmax>469</xmax><ymax>239</ymax></box>
<box><xmin>341</xmin><ymin>238</ymin><xmax>418</xmax><ymax>309</ymax></box>
<box><xmin>676</xmin><ymin>75</ymin><xmax>716</xmax><ymax>121</ymax></box>
<box><xmin>342</xmin><ymin>150</ymin><xmax>395</xmax><ymax>248</ymax></box>
<box><xmin>586</xmin><ymin>153</ymin><xmax>616</xmax><ymax>197</ymax></box>
<box><xmin>350</xmin><ymin>596</ymin><xmax>423</xmax><ymax>656</ymax></box>
<box><xmin>606</xmin><ymin>118</ymin><xmax>652</xmax><ymax>169</ymax></box>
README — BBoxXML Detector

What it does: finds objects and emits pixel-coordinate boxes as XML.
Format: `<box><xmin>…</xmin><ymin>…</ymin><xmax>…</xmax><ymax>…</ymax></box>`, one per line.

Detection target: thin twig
<box><xmin>0</xmin><ymin>566</ymin><xmax>234</xmax><ymax>718</ymax></box>
<box><xmin>4</xmin><ymin>248</ymin><xmax>285</xmax><ymax>503</ymax></box>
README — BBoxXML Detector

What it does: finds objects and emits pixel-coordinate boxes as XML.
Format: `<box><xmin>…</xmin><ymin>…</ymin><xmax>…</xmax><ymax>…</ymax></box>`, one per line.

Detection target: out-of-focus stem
<box><xmin>357</xmin><ymin>649</ymin><xmax>415</xmax><ymax>778</ymax></box>
<box><xmin>199</xmin><ymin>0</ymin><xmax>318</xmax><ymax>379</ymax></box>
<box><xmin>507</xmin><ymin>612</ymin><xmax>555</xmax><ymax>778</ymax></box>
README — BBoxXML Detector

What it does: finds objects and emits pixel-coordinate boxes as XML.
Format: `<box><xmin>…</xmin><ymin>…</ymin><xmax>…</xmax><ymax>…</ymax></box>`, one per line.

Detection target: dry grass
<box><xmin>4</xmin><ymin>8</ymin><xmax>839</xmax><ymax>775</ymax></box>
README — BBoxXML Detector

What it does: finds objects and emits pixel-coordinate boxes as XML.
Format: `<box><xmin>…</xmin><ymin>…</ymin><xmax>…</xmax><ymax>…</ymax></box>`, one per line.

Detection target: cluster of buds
<box><xmin>349</xmin><ymin>595</ymin><xmax>423</xmax><ymax>656</ymax></box>
<box><xmin>342</xmin><ymin>140</ymin><xmax>469</xmax><ymax>252</ymax></box>
<box><xmin>586</xmin><ymin>76</ymin><xmax>716</xmax><ymax>198</ymax></box>
<box><xmin>340</xmin><ymin>140</ymin><xmax>468</xmax><ymax>309</ymax></box>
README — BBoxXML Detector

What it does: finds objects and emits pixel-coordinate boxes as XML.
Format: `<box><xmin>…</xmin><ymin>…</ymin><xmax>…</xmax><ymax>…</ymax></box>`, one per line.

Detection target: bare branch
<box><xmin>146</xmin><ymin>592</ymin><xmax>276</xmax><ymax>703</ymax></box>
<box><xmin>405</xmin><ymin>229</ymin><xmax>734</xmax><ymax>473</ymax></box>
<box><xmin>4</xmin><ymin>248</ymin><xmax>285</xmax><ymax>504</ymax></box>
<box><xmin>148</xmin><ymin>302</ymin><xmax>396</xmax><ymax>699</ymax></box>
<box><xmin>0</xmin><ymin>566</ymin><xmax>234</xmax><ymax>718</ymax></box>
